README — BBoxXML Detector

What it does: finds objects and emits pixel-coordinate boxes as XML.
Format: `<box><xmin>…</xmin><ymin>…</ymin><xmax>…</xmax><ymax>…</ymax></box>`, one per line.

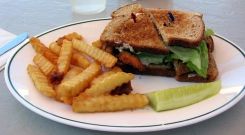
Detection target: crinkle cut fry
<box><xmin>90</xmin><ymin>66</ymin><xmax>122</xmax><ymax>85</ymax></box>
<box><xmin>56</xmin><ymin>63</ymin><xmax>101</xmax><ymax>101</ymax></box>
<box><xmin>61</xmin><ymin>66</ymin><xmax>83</xmax><ymax>83</ymax></box>
<box><xmin>57</xmin><ymin>40</ymin><xmax>73</xmax><ymax>74</ymax></box>
<box><xmin>72</xmin><ymin>39</ymin><xmax>117</xmax><ymax>68</ymax></box>
<box><xmin>84</xmin><ymin>72</ymin><xmax>134</xmax><ymax>96</ymax></box>
<box><xmin>49</xmin><ymin>42</ymin><xmax>60</xmax><ymax>55</ymax></box>
<box><xmin>33</xmin><ymin>53</ymin><xmax>56</xmax><ymax>76</ymax></box>
<box><xmin>92</xmin><ymin>40</ymin><xmax>103</xmax><ymax>49</ymax></box>
<box><xmin>30</xmin><ymin>37</ymin><xmax>58</xmax><ymax>64</ymax></box>
<box><xmin>27</xmin><ymin>64</ymin><xmax>56</xmax><ymax>98</ymax></box>
<box><xmin>71</xmin><ymin>53</ymin><xmax>90</xmax><ymax>68</ymax></box>
<box><xmin>49</xmin><ymin>41</ymin><xmax>90</xmax><ymax>68</ymax></box>
<box><xmin>56</xmin><ymin>32</ymin><xmax>83</xmax><ymax>45</ymax></box>
<box><xmin>72</xmin><ymin>94</ymin><xmax>149</xmax><ymax>113</ymax></box>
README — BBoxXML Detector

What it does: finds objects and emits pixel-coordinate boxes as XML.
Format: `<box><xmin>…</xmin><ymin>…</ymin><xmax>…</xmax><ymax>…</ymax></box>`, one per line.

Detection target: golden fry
<box><xmin>72</xmin><ymin>39</ymin><xmax>117</xmax><ymax>68</ymax></box>
<box><xmin>48</xmin><ymin>41</ymin><xmax>90</xmax><ymax>68</ymax></box>
<box><xmin>56</xmin><ymin>63</ymin><xmax>101</xmax><ymax>101</ymax></box>
<box><xmin>30</xmin><ymin>37</ymin><xmax>58</xmax><ymax>64</ymax></box>
<box><xmin>49</xmin><ymin>42</ymin><xmax>61</xmax><ymax>55</ymax></box>
<box><xmin>60</xmin><ymin>97</ymin><xmax>73</xmax><ymax>105</ymax></box>
<box><xmin>27</xmin><ymin>64</ymin><xmax>56</xmax><ymax>98</ymax></box>
<box><xmin>57</xmin><ymin>40</ymin><xmax>73</xmax><ymax>74</ymax></box>
<box><xmin>92</xmin><ymin>40</ymin><xmax>103</xmax><ymax>49</ymax></box>
<box><xmin>90</xmin><ymin>67</ymin><xmax>122</xmax><ymax>85</ymax></box>
<box><xmin>85</xmin><ymin>72</ymin><xmax>134</xmax><ymax>96</ymax></box>
<box><xmin>62</xmin><ymin>66</ymin><xmax>83</xmax><ymax>83</ymax></box>
<box><xmin>72</xmin><ymin>94</ymin><xmax>149</xmax><ymax>113</ymax></box>
<box><xmin>33</xmin><ymin>53</ymin><xmax>56</xmax><ymax>76</ymax></box>
<box><xmin>56</xmin><ymin>32</ymin><xmax>83</xmax><ymax>45</ymax></box>
<box><xmin>71</xmin><ymin>53</ymin><xmax>90</xmax><ymax>68</ymax></box>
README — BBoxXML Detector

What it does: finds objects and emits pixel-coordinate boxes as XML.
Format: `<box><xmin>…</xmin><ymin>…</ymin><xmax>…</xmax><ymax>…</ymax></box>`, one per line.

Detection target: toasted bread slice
<box><xmin>111</xmin><ymin>3</ymin><xmax>143</xmax><ymax>18</ymax></box>
<box><xmin>148</xmin><ymin>9</ymin><xmax>205</xmax><ymax>47</ymax></box>
<box><xmin>100</xmin><ymin>11</ymin><xmax>169</xmax><ymax>54</ymax></box>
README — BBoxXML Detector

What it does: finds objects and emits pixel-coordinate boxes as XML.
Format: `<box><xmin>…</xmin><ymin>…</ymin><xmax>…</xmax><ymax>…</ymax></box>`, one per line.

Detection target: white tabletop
<box><xmin>0</xmin><ymin>0</ymin><xmax>245</xmax><ymax>134</ymax></box>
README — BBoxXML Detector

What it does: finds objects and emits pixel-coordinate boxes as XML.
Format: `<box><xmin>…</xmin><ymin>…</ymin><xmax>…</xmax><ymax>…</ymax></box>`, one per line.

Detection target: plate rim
<box><xmin>4</xmin><ymin>18</ymin><xmax>245</xmax><ymax>132</ymax></box>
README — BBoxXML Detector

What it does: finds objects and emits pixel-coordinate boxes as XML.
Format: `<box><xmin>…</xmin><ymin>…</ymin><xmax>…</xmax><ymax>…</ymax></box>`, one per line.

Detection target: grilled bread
<box><xmin>111</xmin><ymin>3</ymin><xmax>143</xmax><ymax>18</ymax></box>
<box><xmin>101</xmin><ymin>9</ymin><xmax>169</xmax><ymax>54</ymax></box>
<box><xmin>148</xmin><ymin>9</ymin><xmax>205</xmax><ymax>48</ymax></box>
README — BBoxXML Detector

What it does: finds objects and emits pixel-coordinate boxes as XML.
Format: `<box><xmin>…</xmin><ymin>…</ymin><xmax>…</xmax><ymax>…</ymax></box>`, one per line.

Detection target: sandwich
<box><xmin>100</xmin><ymin>4</ymin><xmax>218</xmax><ymax>82</ymax></box>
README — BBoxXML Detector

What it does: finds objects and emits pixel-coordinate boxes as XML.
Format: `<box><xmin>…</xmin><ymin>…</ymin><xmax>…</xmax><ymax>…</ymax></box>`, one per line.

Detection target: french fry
<box><xmin>49</xmin><ymin>41</ymin><xmax>90</xmax><ymax>68</ymax></box>
<box><xmin>90</xmin><ymin>67</ymin><xmax>122</xmax><ymax>85</ymax></box>
<box><xmin>56</xmin><ymin>63</ymin><xmax>101</xmax><ymax>102</ymax></box>
<box><xmin>62</xmin><ymin>66</ymin><xmax>83</xmax><ymax>83</ymax></box>
<box><xmin>33</xmin><ymin>53</ymin><xmax>56</xmax><ymax>76</ymax></box>
<box><xmin>71</xmin><ymin>53</ymin><xmax>90</xmax><ymax>68</ymax></box>
<box><xmin>56</xmin><ymin>32</ymin><xmax>83</xmax><ymax>45</ymax></box>
<box><xmin>30</xmin><ymin>37</ymin><xmax>58</xmax><ymax>64</ymax></box>
<box><xmin>28</xmin><ymin>33</ymin><xmax>149</xmax><ymax>113</ymax></box>
<box><xmin>49</xmin><ymin>42</ymin><xmax>60</xmax><ymax>55</ymax></box>
<box><xmin>27</xmin><ymin>64</ymin><xmax>56</xmax><ymax>98</ymax></box>
<box><xmin>60</xmin><ymin>97</ymin><xmax>73</xmax><ymax>105</ymax></box>
<box><xmin>92</xmin><ymin>40</ymin><xmax>103</xmax><ymax>49</ymax></box>
<box><xmin>55</xmin><ymin>66</ymin><xmax>82</xmax><ymax>104</ymax></box>
<box><xmin>72</xmin><ymin>94</ymin><xmax>149</xmax><ymax>113</ymax></box>
<box><xmin>57</xmin><ymin>40</ymin><xmax>73</xmax><ymax>74</ymax></box>
<box><xmin>84</xmin><ymin>72</ymin><xmax>134</xmax><ymax>96</ymax></box>
<box><xmin>72</xmin><ymin>39</ymin><xmax>117</xmax><ymax>68</ymax></box>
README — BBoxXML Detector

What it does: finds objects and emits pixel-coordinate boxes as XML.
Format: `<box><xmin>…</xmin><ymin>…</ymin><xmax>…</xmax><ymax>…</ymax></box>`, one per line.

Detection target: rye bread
<box><xmin>100</xmin><ymin>11</ymin><xmax>169</xmax><ymax>54</ymax></box>
<box><xmin>147</xmin><ymin>9</ymin><xmax>205</xmax><ymax>48</ymax></box>
<box><xmin>111</xmin><ymin>3</ymin><xmax>143</xmax><ymax>18</ymax></box>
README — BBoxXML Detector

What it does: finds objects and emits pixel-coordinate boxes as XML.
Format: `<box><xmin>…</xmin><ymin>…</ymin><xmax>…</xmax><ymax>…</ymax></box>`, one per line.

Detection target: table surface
<box><xmin>1</xmin><ymin>0</ymin><xmax>245</xmax><ymax>134</ymax></box>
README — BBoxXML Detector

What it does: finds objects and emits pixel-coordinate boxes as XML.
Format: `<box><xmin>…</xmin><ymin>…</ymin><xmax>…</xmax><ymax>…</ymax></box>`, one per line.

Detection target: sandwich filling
<box><xmin>115</xmin><ymin>29</ymin><xmax>214</xmax><ymax>78</ymax></box>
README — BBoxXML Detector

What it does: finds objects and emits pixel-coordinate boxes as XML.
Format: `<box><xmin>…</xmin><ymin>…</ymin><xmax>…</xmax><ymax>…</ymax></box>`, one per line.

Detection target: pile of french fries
<box><xmin>27</xmin><ymin>32</ymin><xmax>148</xmax><ymax>113</ymax></box>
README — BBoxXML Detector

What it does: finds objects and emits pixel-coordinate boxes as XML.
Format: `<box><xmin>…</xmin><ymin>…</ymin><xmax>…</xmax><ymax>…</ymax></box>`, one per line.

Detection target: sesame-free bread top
<box><xmin>148</xmin><ymin>9</ymin><xmax>205</xmax><ymax>48</ymax></box>
<box><xmin>111</xmin><ymin>3</ymin><xmax>143</xmax><ymax>18</ymax></box>
<box><xmin>100</xmin><ymin>11</ymin><xmax>169</xmax><ymax>54</ymax></box>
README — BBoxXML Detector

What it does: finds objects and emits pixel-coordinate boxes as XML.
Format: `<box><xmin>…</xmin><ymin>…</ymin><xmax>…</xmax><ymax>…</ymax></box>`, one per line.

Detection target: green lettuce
<box><xmin>205</xmin><ymin>28</ymin><xmax>215</xmax><ymax>37</ymax></box>
<box><xmin>169</xmin><ymin>41</ymin><xmax>209</xmax><ymax>78</ymax></box>
<box><xmin>133</xmin><ymin>40</ymin><xmax>209</xmax><ymax>78</ymax></box>
<box><xmin>136</xmin><ymin>52</ymin><xmax>167</xmax><ymax>65</ymax></box>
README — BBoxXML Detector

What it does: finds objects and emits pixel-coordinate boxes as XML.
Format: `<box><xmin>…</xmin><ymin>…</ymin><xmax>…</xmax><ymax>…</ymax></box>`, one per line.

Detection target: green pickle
<box><xmin>147</xmin><ymin>80</ymin><xmax>221</xmax><ymax>112</ymax></box>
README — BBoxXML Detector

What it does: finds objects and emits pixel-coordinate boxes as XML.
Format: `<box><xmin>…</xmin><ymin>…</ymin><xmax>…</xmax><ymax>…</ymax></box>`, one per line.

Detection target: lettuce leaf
<box><xmin>198</xmin><ymin>41</ymin><xmax>209</xmax><ymax>77</ymax></box>
<box><xmin>136</xmin><ymin>52</ymin><xmax>166</xmax><ymax>65</ymax></box>
<box><xmin>205</xmin><ymin>28</ymin><xmax>215</xmax><ymax>37</ymax></box>
<box><xmin>169</xmin><ymin>41</ymin><xmax>209</xmax><ymax>78</ymax></box>
<box><xmin>135</xmin><ymin>41</ymin><xmax>209</xmax><ymax>78</ymax></box>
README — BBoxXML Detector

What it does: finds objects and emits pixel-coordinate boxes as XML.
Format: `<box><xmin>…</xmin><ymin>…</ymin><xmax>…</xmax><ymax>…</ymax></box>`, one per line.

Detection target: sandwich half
<box><xmin>100</xmin><ymin>4</ymin><xmax>218</xmax><ymax>82</ymax></box>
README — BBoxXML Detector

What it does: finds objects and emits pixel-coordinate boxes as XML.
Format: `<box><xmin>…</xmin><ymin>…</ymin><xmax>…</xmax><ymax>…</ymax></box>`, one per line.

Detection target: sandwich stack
<box><xmin>100</xmin><ymin>4</ymin><xmax>218</xmax><ymax>82</ymax></box>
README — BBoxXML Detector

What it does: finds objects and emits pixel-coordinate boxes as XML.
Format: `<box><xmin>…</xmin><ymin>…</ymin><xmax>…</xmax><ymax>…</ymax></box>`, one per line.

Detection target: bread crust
<box><xmin>148</xmin><ymin>9</ymin><xmax>205</xmax><ymax>48</ymax></box>
<box><xmin>111</xmin><ymin>3</ymin><xmax>143</xmax><ymax>18</ymax></box>
<box><xmin>101</xmin><ymin>12</ymin><xmax>169</xmax><ymax>54</ymax></box>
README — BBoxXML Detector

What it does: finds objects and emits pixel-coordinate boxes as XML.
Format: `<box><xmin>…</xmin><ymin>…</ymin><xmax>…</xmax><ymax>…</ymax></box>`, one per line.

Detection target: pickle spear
<box><xmin>147</xmin><ymin>80</ymin><xmax>221</xmax><ymax>112</ymax></box>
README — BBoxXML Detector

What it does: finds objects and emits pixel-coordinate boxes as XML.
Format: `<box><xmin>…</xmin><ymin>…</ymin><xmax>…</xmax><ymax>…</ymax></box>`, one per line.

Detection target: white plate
<box><xmin>4</xmin><ymin>19</ymin><xmax>245</xmax><ymax>132</ymax></box>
